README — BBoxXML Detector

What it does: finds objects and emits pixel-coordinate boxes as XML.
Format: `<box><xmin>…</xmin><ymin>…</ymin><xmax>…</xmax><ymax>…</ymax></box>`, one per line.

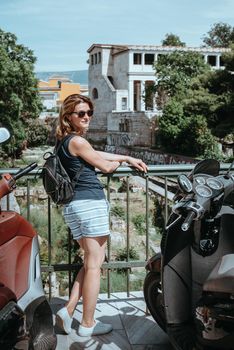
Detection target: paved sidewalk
<box><xmin>50</xmin><ymin>291</ymin><xmax>173</xmax><ymax>350</ymax></box>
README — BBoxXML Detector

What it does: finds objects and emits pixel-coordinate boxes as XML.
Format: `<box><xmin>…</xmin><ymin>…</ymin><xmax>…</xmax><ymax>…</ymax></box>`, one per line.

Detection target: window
<box><xmin>108</xmin><ymin>76</ymin><xmax>114</xmax><ymax>86</ymax></box>
<box><xmin>144</xmin><ymin>54</ymin><xmax>155</xmax><ymax>65</ymax></box>
<box><xmin>98</xmin><ymin>52</ymin><xmax>101</xmax><ymax>63</ymax></box>
<box><xmin>145</xmin><ymin>81</ymin><xmax>154</xmax><ymax>110</ymax></box>
<box><xmin>133</xmin><ymin>80</ymin><xmax>141</xmax><ymax>111</ymax></box>
<box><xmin>219</xmin><ymin>56</ymin><xmax>225</xmax><ymax>67</ymax></box>
<box><xmin>121</xmin><ymin>97</ymin><xmax>127</xmax><ymax>110</ymax></box>
<box><xmin>91</xmin><ymin>55</ymin><xmax>94</xmax><ymax>65</ymax></box>
<box><xmin>119</xmin><ymin>119</ymin><xmax>124</xmax><ymax>132</ymax></box>
<box><xmin>207</xmin><ymin>55</ymin><xmax>217</xmax><ymax>67</ymax></box>
<box><xmin>92</xmin><ymin>88</ymin><xmax>98</xmax><ymax>99</ymax></box>
<box><xmin>124</xmin><ymin>119</ymin><xmax>130</xmax><ymax>132</ymax></box>
<box><xmin>94</xmin><ymin>53</ymin><xmax>98</xmax><ymax>64</ymax></box>
<box><xmin>40</xmin><ymin>93</ymin><xmax>56</xmax><ymax>100</ymax></box>
<box><xmin>133</xmin><ymin>53</ymin><xmax>142</xmax><ymax>65</ymax></box>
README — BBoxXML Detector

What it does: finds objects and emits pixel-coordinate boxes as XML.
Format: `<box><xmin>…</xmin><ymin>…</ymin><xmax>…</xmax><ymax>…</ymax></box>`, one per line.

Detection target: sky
<box><xmin>0</xmin><ymin>0</ymin><xmax>233</xmax><ymax>72</ymax></box>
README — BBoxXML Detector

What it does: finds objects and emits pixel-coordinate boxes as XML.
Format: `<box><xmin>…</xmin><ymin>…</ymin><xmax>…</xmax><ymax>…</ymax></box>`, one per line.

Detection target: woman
<box><xmin>55</xmin><ymin>94</ymin><xmax>147</xmax><ymax>337</ymax></box>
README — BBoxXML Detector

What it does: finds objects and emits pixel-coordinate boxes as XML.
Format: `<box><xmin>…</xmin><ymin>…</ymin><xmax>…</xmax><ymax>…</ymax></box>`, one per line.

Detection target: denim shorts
<box><xmin>63</xmin><ymin>199</ymin><xmax>110</xmax><ymax>241</ymax></box>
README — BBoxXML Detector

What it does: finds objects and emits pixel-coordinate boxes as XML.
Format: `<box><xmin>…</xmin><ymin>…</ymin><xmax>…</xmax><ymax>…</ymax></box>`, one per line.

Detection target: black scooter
<box><xmin>144</xmin><ymin>159</ymin><xmax>234</xmax><ymax>350</ymax></box>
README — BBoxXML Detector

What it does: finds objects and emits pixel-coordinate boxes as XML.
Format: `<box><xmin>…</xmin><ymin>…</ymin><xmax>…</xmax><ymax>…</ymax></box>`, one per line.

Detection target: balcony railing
<box><xmin>1</xmin><ymin>163</ymin><xmax>231</xmax><ymax>300</ymax></box>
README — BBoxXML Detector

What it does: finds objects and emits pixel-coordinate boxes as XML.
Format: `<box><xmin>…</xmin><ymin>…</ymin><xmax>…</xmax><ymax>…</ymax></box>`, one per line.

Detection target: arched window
<box><xmin>92</xmin><ymin>88</ymin><xmax>98</xmax><ymax>99</ymax></box>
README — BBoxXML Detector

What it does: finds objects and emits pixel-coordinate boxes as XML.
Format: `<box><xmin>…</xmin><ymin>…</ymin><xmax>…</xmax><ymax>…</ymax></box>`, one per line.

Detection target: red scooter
<box><xmin>0</xmin><ymin>128</ymin><xmax>56</xmax><ymax>349</ymax></box>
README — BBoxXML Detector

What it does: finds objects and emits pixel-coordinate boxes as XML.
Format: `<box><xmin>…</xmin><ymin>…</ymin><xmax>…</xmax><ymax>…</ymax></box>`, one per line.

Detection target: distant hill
<box><xmin>35</xmin><ymin>70</ymin><xmax>88</xmax><ymax>85</ymax></box>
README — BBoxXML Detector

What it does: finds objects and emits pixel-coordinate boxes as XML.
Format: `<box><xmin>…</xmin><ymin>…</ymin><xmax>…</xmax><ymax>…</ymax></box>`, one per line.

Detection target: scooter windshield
<box><xmin>193</xmin><ymin>159</ymin><xmax>220</xmax><ymax>177</ymax></box>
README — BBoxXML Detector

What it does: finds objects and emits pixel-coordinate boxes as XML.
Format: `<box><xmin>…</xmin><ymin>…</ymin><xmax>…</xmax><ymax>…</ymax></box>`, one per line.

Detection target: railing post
<box><xmin>107</xmin><ymin>175</ymin><xmax>111</xmax><ymax>298</ymax></box>
<box><xmin>68</xmin><ymin>228</ymin><xmax>72</xmax><ymax>296</ymax></box>
<box><xmin>47</xmin><ymin>197</ymin><xmax>52</xmax><ymax>300</ymax></box>
<box><xmin>164</xmin><ymin>177</ymin><xmax>168</xmax><ymax>227</ymax></box>
<box><xmin>145</xmin><ymin>175</ymin><xmax>149</xmax><ymax>261</ymax></box>
<box><xmin>126</xmin><ymin>175</ymin><xmax>130</xmax><ymax>297</ymax></box>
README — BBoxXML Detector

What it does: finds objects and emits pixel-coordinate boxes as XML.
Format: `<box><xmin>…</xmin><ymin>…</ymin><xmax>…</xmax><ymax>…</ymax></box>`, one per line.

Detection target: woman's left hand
<box><xmin>127</xmin><ymin>157</ymin><xmax>148</xmax><ymax>173</ymax></box>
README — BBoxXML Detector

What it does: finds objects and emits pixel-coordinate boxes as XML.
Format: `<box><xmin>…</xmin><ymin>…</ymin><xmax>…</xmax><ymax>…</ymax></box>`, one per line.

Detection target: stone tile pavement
<box><xmin>50</xmin><ymin>291</ymin><xmax>173</xmax><ymax>350</ymax></box>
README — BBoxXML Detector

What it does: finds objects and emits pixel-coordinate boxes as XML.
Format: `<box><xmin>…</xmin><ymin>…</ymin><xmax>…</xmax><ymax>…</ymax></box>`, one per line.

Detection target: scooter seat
<box><xmin>203</xmin><ymin>254</ymin><xmax>234</xmax><ymax>294</ymax></box>
<box><xmin>0</xmin><ymin>282</ymin><xmax>16</xmax><ymax>309</ymax></box>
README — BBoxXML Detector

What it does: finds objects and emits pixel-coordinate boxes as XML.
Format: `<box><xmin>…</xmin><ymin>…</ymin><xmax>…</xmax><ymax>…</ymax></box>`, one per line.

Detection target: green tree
<box><xmin>151</xmin><ymin>27</ymin><xmax>234</xmax><ymax>159</ymax></box>
<box><xmin>162</xmin><ymin>33</ymin><xmax>185</xmax><ymax>47</ymax></box>
<box><xmin>158</xmin><ymin>99</ymin><xmax>187</xmax><ymax>152</ymax></box>
<box><xmin>153</xmin><ymin>47</ymin><xmax>226</xmax><ymax>158</ymax></box>
<box><xmin>0</xmin><ymin>28</ymin><xmax>42</xmax><ymax>158</ymax></box>
<box><xmin>223</xmin><ymin>43</ymin><xmax>234</xmax><ymax>71</ymax></box>
<box><xmin>158</xmin><ymin>99</ymin><xmax>220</xmax><ymax>157</ymax></box>
<box><xmin>181</xmin><ymin>115</ymin><xmax>220</xmax><ymax>158</ymax></box>
<box><xmin>155</xmin><ymin>51</ymin><xmax>209</xmax><ymax>100</ymax></box>
<box><xmin>187</xmin><ymin>47</ymin><xmax>234</xmax><ymax>141</ymax></box>
<box><xmin>202</xmin><ymin>22</ymin><xmax>234</xmax><ymax>48</ymax></box>
<box><xmin>183</xmin><ymin>78</ymin><xmax>220</xmax><ymax>127</ymax></box>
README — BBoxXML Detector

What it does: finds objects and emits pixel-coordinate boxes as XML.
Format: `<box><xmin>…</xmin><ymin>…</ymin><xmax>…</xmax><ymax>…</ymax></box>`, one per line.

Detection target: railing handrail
<box><xmin>0</xmin><ymin>162</ymin><xmax>232</xmax><ymax>176</ymax></box>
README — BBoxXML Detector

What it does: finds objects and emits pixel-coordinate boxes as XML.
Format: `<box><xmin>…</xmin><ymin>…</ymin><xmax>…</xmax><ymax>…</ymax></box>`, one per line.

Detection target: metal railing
<box><xmin>1</xmin><ymin>163</ymin><xmax>231</xmax><ymax>299</ymax></box>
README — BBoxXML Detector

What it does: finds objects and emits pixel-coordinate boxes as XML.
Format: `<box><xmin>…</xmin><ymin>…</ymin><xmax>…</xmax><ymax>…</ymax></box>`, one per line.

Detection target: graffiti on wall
<box><xmin>108</xmin><ymin>133</ymin><xmax>132</xmax><ymax>146</ymax></box>
<box><xmin>105</xmin><ymin>145</ymin><xmax>197</xmax><ymax>165</ymax></box>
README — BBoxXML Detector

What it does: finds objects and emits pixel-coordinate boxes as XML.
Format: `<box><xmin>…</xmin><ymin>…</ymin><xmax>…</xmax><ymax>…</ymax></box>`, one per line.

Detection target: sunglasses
<box><xmin>72</xmin><ymin>110</ymin><xmax>93</xmax><ymax>118</ymax></box>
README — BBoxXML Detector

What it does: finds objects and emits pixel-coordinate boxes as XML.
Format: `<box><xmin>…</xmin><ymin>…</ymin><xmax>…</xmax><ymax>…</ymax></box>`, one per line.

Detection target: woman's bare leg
<box><xmin>80</xmin><ymin>236</ymin><xmax>108</xmax><ymax>327</ymax></box>
<box><xmin>65</xmin><ymin>239</ymin><xmax>85</xmax><ymax>316</ymax></box>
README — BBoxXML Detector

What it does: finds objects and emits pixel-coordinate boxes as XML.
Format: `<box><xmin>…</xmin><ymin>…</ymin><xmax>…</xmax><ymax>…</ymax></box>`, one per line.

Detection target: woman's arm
<box><xmin>97</xmin><ymin>151</ymin><xmax>148</xmax><ymax>173</ymax></box>
<box><xmin>96</xmin><ymin>151</ymin><xmax>129</xmax><ymax>162</ymax></box>
<box><xmin>68</xmin><ymin>136</ymin><xmax>120</xmax><ymax>173</ymax></box>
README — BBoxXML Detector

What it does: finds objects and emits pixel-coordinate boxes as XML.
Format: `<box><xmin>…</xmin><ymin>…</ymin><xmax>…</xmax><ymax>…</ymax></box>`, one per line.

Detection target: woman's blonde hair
<box><xmin>56</xmin><ymin>94</ymin><xmax>94</xmax><ymax>139</ymax></box>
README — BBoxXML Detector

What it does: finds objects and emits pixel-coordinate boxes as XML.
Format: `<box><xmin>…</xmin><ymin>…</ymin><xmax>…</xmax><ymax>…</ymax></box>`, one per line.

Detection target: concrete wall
<box><xmin>112</xmin><ymin>52</ymin><xmax>129</xmax><ymax>90</ymax></box>
<box><xmin>107</xmin><ymin>111</ymin><xmax>156</xmax><ymax>147</ymax></box>
<box><xmin>88</xmin><ymin>48</ymin><xmax>114</xmax><ymax>141</ymax></box>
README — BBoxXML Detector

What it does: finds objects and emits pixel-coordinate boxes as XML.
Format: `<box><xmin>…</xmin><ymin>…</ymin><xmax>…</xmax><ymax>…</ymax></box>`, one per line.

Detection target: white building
<box><xmin>87</xmin><ymin>44</ymin><xmax>229</xmax><ymax>148</ymax></box>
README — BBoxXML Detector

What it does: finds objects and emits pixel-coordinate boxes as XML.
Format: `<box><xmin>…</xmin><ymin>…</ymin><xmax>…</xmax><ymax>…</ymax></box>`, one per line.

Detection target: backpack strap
<box><xmin>55</xmin><ymin>134</ymin><xmax>74</xmax><ymax>154</ymax></box>
<box><xmin>71</xmin><ymin>163</ymin><xmax>84</xmax><ymax>186</ymax></box>
<box><xmin>56</xmin><ymin>134</ymin><xmax>84</xmax><ymax>185</ymax></box>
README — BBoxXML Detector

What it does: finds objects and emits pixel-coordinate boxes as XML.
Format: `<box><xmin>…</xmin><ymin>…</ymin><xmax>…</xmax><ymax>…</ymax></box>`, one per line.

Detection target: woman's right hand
<box><xmin>127</xmin><ymin>157</ymin><xmax>148</xmax><ymax>173</ymax></box>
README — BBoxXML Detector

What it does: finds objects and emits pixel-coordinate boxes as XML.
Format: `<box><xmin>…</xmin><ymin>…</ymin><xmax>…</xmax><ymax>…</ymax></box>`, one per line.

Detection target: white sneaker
<box><xmin>56</xmin><ymin>306</ymin><xmax>72</xmax><ymax>334</ymax></box>
<box><xmin>78</xmin><ymin>320</ymin><xmax>113</xmax><ymax>337</ymax></box>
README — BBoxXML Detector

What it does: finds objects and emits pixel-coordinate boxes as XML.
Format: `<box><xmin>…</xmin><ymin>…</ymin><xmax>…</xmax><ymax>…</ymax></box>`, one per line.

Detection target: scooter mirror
<box><xmin>0</xmin><ymin>128</ymin><xmax>10</xmax><ymax>144</ymax></box>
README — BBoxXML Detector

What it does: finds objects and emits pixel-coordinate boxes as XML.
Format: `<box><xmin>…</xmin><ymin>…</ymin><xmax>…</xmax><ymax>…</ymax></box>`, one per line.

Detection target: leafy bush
<box><xmin>25</xmin><ymin>119</ymin><xmax>49</xmax><ymax>147</ymax></box>
<box><xmin>152</xmin><ymin>197</ymin><xmax>165</xmax><ymax>231</ymax></box>
<box><xmin>115</xmin><ymin>246</ymin><xmax>140</xmax><ymax>261</ymax></box>
<box><xmin>132</xmin><ymin>213</ymin><xmax>146</xmax><ymax>235</ymax></box>
<box><xmin>111</xmin><ymin>204</ymin><xmax>125</xmax><ymax>219</ymax></box>
<box><xmin>115</xmin><ymin>246</ymin><xmax>140</xmax><ymax>274</ymax></box>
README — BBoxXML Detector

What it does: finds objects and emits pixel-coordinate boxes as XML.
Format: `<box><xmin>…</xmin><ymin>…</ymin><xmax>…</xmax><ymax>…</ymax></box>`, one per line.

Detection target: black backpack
<box><xmin>41</xmin><ymin>135</ymin><xmax>83</xmax><ymax>205</ymax></box>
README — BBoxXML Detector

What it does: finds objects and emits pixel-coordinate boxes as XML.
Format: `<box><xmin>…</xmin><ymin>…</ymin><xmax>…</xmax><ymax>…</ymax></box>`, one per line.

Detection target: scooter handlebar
<box><xmin>181</xmin><ymin>211</ymin><xmax>196</xmax><ymax>231</ymax></box>
<box><xmin>0</xmin><ymin>162</ymin><xmax>38</xmax><ymax>200</ymax></box>
<box><xmin>13</xmin><ymin>162</ymin><xmax>38</xmax><ymax>181</ymax></box>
